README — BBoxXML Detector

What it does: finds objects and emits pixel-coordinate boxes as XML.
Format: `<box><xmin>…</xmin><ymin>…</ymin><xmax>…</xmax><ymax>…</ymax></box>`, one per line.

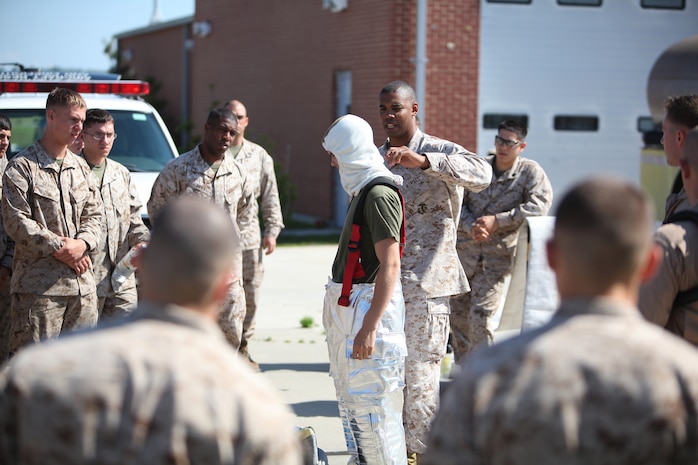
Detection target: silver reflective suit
<box><xmin>323</xmin><ymin>279</ymin><xmax>407</xmax><ymax>465</ymax></box>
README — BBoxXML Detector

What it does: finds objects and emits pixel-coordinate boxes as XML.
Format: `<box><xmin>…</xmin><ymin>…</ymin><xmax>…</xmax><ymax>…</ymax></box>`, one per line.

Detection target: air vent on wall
<box><xmin>323</xmin><ymin>0</ymin><xmax>348</xmax><ymax>13</ymax></box>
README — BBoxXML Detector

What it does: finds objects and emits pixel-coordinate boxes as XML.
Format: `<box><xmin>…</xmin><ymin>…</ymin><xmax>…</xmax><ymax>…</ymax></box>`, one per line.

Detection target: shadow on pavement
<box><xmin>291</xmin><ymin>399</ymin><xmax>340</xmax><ymax>418</ymax></box>
<box><xmin>260</xmin><ymin>362</ymin><xmax>330</xmax><ymax>373</ymax></box>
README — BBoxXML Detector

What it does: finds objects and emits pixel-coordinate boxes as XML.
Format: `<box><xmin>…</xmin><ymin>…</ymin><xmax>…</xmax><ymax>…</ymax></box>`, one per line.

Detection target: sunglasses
<box><xmin>494</xmin><ymin>135</ymin><xmax>522</xmax><ymax>148</ymax></box>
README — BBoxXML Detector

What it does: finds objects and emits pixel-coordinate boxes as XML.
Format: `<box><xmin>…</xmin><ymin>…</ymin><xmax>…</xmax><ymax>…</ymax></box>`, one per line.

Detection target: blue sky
<box><xmin>3</xmin><ymin>0</ymin><xmax>195</xmax><ymax>72</ymax></box>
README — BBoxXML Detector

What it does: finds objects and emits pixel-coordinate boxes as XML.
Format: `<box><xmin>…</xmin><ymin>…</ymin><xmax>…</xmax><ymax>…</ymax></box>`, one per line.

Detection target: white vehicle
<box><xmin>0</xmin><ymin>69</ymin><xmax>179</xmax><ymax>225</ymax></box>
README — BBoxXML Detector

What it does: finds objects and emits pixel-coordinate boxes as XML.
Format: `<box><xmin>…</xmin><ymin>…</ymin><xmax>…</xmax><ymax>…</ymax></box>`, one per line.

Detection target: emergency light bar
<box><xmin>0</xmin><ymin>80</ymin><xmax>150</xmax><ymax>96</ymax></box>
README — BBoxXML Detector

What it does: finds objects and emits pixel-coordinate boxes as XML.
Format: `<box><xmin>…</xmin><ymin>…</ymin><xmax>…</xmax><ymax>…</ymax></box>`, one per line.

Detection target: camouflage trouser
<box><xmin>0</xmin><ymin>283</ymin><xmax>10</xmax><ymax>361</ymax></box>
<box><xmin>97</xmin><ymin>285</ymin><xmax>138</xmax><ymax>321</ymax></box>
<box><xmin>402</xmin><ymin>280</ymin><xmax>450</xmax><ymax>455</ymax></box>
<box><xmin>9</xmin><ymin>292</ymin><xmax>98</xmax><ymax>356</ymax></box>
<box><xmin>241</xmin><ymin>248</ymin><xmax>264</xmax><ymax>347</ymax></box>
<box><xmin>451</xmin><ymin>252</ymin><xmax>512</xmax><ymax>363</ymax></box>
<box><xmin>218</xmin><ymin>279</ymin><xmax>246</xmax><ymax>351</ymax></box>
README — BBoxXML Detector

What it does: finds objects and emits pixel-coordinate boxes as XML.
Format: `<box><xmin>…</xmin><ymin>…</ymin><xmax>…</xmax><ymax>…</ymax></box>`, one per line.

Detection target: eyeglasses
<box><xmin>494</xmin><ymin>135</ymin><xmax>521</xmax><ymax>148</ymax></box>
<box><xmin>83</xmin><ymin>131</ymin><xmax>117</xmax><ymax>142</ymax></box>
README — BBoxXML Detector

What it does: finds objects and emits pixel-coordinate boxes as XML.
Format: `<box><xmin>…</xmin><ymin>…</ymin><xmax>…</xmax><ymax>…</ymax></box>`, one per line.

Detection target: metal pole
<box><xmin>415</xmin><ymin>0</ymin><xmax>428</xmax><ymax>130</ymax></box>
<box><xmin>182</xmin><ymin>26</ymin><xmax>193</xmax><ymax>149</ymax></box>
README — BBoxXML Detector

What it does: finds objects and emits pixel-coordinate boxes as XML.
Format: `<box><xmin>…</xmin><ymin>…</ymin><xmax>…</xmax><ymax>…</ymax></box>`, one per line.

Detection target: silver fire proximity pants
<box><xmin>323</xmin><ymin>279</ymin><xmax>408</xmax><ymax>465</ymax></box>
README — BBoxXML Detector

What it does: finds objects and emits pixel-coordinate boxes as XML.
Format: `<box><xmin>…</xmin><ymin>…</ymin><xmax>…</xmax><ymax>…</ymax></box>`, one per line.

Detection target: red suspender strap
<box><xmin>397</xmin><ymin>190</ymin><xmax>406</xmax><ymax>258</ymax></box>
<box><xmin>338</xmin><ymin>224</ymin><xmax>361</xmax><ymax>307</ymax></box>
<box><xmin>338</xmin><ymin>179</ymin><xmax>404</xmax><ymax>307</ymax></box>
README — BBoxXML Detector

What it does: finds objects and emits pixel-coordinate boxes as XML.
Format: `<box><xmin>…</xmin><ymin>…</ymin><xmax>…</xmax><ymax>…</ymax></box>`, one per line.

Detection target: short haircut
<box><xmin>664</xmin><ymin>94</ymin><xmax>698</xmax><ymax>128</ymax></box>
<box><xmin>144</xmin><ymin>197</ymin><xmax>239</xmax><ymax>305</ymax></box>
<box><xmin>206</xmin><ymin>108</ymin><xmax>237</xmax><ymax>126</ymax></box>
<box><xmin>379</xmin><ymin>80</ymin><xmax>416</xmax><ymax>103</ymax></box>
<box><xmin>84</xmin><ymin>109</ymin><xmax>114</xmax><ymax>129</ymax></box>
<box><xmin>499</xmin><ymin>119</ymin><xmax>528</xmax><ymax>140</ymax></box>
<box><xmin>46</xmin><ymin>87</ymin><xmax>86</xmax><ymax>111</ymax></box>
<box><xmin>684</xmin><ymin>127</ymin><xmax>698</xmax><ymax>170</ymax></box>
<box><xmin>0</xmin><ymin>113</ymin><xmax>11</xmax><ymax>131</ymax></box>
<box><xmin>554</xmin><ymin>177</ymin><xmax>653</xmax><ymax>290</ymax></box>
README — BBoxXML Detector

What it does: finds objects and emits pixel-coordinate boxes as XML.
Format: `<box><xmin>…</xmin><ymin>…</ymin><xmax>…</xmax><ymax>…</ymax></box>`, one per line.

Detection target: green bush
<box><xmin>300</xmin><ymin>316</ymin><xmax>314</xmax><ymax>328</ymax></box>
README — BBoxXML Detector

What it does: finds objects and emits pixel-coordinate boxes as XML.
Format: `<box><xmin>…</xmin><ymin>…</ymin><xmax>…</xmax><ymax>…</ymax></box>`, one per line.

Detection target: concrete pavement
<box><xmin>246</xmin><ymin>244</ymin><xmax>349</xmax><ymax>464</ymax></box>
<box><xmin>245</xmin><ymin>240</ymin><xmax>536</xmax><ymax>463</ymax></box>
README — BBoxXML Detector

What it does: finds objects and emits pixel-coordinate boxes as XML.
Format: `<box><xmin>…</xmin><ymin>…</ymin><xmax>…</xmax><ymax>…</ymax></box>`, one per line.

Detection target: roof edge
<box><xmin>115</xmin><ymin>15</ymin><xmax>194</xmax><ymax>40</ymax></box>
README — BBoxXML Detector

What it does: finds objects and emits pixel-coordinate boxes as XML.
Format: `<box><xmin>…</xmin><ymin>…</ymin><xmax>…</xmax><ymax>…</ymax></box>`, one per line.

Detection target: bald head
<box><xmin>141</xmin><ymin>197</ymin><xmax>240</xmax><ymax>309</ymax></box>
<box><xmin>223</xmin><ymin>99</ymin><xmax>246</xmax><ymax>115</ymax></box>
<box><xmin>222</xmin><ymin>99</ymin><xmax>248</xmax><ymax>142</ymax></box>
<box><xmin>551</xmin><ymin>177</ymin><xmax>654</xmax><ymax>298</ymax></box>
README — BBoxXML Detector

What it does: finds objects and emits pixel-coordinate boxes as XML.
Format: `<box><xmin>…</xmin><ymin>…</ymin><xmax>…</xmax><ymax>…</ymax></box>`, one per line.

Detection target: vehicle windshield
<box><xmin>3</xmin><ymin>109</ymin><xmax>175</xmax><ymax>172</ymax></box>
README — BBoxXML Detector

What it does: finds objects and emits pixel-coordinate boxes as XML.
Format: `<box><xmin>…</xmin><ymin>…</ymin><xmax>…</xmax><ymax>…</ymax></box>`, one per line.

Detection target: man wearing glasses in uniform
<box><xmin>450</xmin><ymin>119</ymin><xmax>552</xmax><ymax>363</ymax></box>
<box><xmin>79</xmin><ymin>109</ymin><xmax>149</xmax><ymax>319</ymax></box>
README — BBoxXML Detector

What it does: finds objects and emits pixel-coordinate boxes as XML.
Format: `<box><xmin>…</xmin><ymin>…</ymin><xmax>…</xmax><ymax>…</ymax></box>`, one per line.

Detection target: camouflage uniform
<box><xmin>2</xmin><ymin>142</ymin><xmax>101</xmax><ymax>354</ymax></box>
<box><xmin>379</xmin><ymin>129</ymin><xmax>492</xmax><ymax>454</ymax></box>
<box><xmin>88</xmin><ymin>158</ymin><xmax>150</xmax><ymax>319</ymax></box>
<box><xmin>234</xmin><ymin>139</ymin><xmax>284</xmax><ymax>349</ymax></box>
<box><xmin>147</xmin><ymin>145</ymin><xmax>253</xmax><ymax>350</ymax></box>
<box><xmin>0</xmin><ymin>302</ymin><xmax>303</xmax><ymax>465</ymax></box>
<box><xmin>451</xmin><ymin>155</ymin><xmax>552</xmax><ymax>361</ymax></box>
<box><xmin>422</xmin><ymin>297</ymin><xmax>698</xmax><ymax>465</ymax></box>
<box><xmin>0</xmin><ymin>155</ymin><xmax>12</xmax><ymax>360</ymax></box>
<box><xmin>639</xmin><ymin>207</ymin><xmax>698</xmax><ymax>346</ymax></box>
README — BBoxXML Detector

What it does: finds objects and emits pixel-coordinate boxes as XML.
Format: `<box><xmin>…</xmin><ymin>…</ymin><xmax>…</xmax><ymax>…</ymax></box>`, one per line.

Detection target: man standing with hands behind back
<box><xmin>223</xmin><ymin>99</ymin><xmax>284</xmax><ymax>368</ymax></box>
<box><xmin>378</xmin><ymin>80</ymin><xmax>492</xmax><ymax>464</ymax></box>
<box><xmin>148</xmin><ymin>108</ymin><xmax>253</xmax><ymax>352</ymax></box>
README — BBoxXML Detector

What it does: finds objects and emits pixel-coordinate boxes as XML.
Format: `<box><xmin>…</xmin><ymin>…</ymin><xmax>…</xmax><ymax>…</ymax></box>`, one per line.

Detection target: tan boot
<box><xmin>239</xmin><ymin>343</ymin><xmax>260</xmax><ymax>371</ymax></box>
<box><xmin>407</xmin><ymin>451</ymin><xmax>419</xmax><ymax>465</ymax></box>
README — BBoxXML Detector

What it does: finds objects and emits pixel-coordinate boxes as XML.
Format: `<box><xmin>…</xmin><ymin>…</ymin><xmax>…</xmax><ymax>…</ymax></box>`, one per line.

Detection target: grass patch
<box><xmin>300</xmin><ymin>316</ymin><xmax>315</xmax><ymax>328</ymax></box>
<box><xmin>277</xmin><ymin>216</ymin><xmax>339</xmax><ymax>246</ymax></box>
<box><xmin>278</xmin><ymin>233</ymin><xmax>339</xmax><ymax>246</ymax></box>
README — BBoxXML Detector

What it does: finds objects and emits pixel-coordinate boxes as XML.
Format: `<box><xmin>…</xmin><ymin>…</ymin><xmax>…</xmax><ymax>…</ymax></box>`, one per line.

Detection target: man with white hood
<box><xmin>322</xmin><ymin>114</ymin><xmax>408</xmax><ymax>465</ymax></box>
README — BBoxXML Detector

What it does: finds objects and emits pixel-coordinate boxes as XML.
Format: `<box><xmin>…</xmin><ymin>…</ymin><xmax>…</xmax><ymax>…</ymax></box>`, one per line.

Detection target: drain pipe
<box><xmin>415</xmin><ymin>0</ymin><xmax>428</xmax><ymax>130</ymax></box>
<box><xmin>182</xmin><ymin>24</ymin><xmax>193</xmax><ymax>149</ymax></box>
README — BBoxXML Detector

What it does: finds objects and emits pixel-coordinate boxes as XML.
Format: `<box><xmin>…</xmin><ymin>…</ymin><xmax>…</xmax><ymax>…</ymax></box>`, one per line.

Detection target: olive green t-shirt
<box><xmin>331</xmin><ymin>183</ymin><xmax>402</xmax><ymax>284</ymax></box>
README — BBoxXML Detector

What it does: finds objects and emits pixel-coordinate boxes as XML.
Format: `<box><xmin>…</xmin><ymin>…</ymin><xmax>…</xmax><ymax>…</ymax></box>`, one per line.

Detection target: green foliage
<box><xmin>143</xmin><ymin>75</ymin><xmax>170</xmax><ymax>119</ymax></box>
<box><xmin>175</xmin><ymin>119</ymin><xmax>199</xmax><ymax>152</ymax></box>
<box><xmin>249</xmin><ymin>133</ymin><xmax>297</xmax><ymax>224</ymax></box>
<box><xmin>274</xmin><ymin>160</ymin><xmax>297</xmax><ymax>223</ymax></box>
<box><xmin>300</xmin><ymin>316</ymin><xmax>314</xmax><ymax>328</ymax></box>
<box><xmin>277</xmin><ymin>233</ymin><xmax>339</xmax><ymax>246</ymax></box>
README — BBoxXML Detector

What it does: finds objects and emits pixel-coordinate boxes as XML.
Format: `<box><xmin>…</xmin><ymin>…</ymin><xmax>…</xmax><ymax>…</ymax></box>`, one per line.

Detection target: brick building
<box><xmin>116</xmin><ymin>0</ymin><xmax>480</xmax><ymax>223</ymax></box>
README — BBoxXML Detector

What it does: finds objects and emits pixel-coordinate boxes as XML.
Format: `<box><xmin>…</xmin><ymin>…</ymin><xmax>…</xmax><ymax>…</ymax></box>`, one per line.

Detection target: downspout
<box><xmin>415</xmin><ymin>0</ymin><xmax>428</xmax><ymax>130</ymax></box>
<box><xmin>182</xmin><ymin>24</ymin><xmax>193</xmax><ymax>149</ymax></box>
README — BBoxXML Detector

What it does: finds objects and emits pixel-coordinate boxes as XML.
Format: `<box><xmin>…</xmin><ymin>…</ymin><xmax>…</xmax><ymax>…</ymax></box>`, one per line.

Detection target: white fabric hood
<box><xmin>322</xmin><ymin>114</ymin><xmax>403</xmax><ymax>197</ymax></box>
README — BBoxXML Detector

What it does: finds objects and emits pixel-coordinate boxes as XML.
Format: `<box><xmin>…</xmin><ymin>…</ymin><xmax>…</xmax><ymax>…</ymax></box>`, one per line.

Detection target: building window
<box><xmin>558</xmin><ymin>0</ymin><xmax>602</xmax><ymax>5</ymax></box>
<box><xmin>641</xmin><ymin>0</ymin><xmax>684</xmax><ymax>9</ymax></box>
<box><xmin>554</xmin><ymin>115</ymin><xmax>599</xmax><ymax>131</ymax></box>
<box><xmin>483</xmin><ymin>113</ymin><xmax>529</xmax><ymax>129</ymax></box>
<box><xmin>486</xmin><ymin>0</ymin><xmax>531</xmax><ymax>4</ymax></box>
<box><xmin>638</xmin><ymin>116</ymin><xmax>663</xmax><ymax>147</ymax></box>
<box><xmin>637</xmin><ymin>116</ymin><xmax>659</xmax><ymax>133</ymax></box>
